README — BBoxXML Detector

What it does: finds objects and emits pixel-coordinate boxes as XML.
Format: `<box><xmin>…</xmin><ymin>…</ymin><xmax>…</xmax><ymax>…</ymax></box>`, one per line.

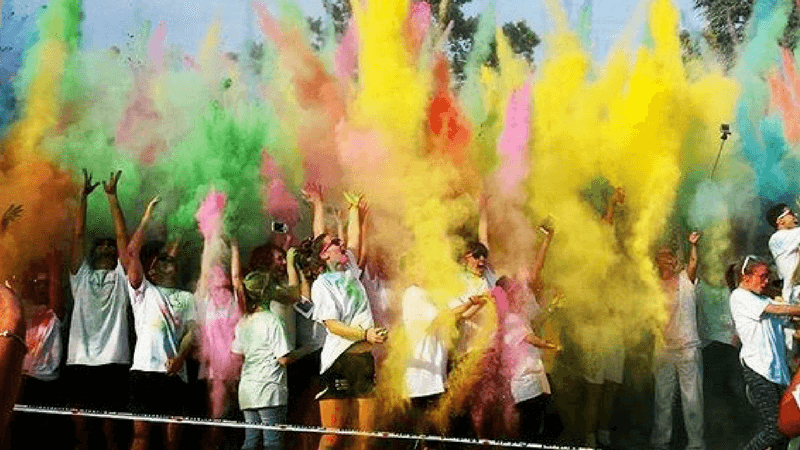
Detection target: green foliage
<box><xmin>695</xmin><ymin>0</ymin><xmax>800</xmax><ymax>67</ymax></box>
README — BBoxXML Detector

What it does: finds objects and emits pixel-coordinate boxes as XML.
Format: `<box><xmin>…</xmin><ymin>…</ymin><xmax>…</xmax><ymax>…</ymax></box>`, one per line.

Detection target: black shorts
<box><xmin>128</xmin><ymin>371</ymin><xmax>187</xmax><ymax>416</ymax></box>
<box><xmin>317</xmin><ymin>352</ymin><xmax>375</xmax><ymax>400</ymax></box>
<box><xmin>65</xmin><ymin>364</ymin><xmax>130</xmax><ymax>412</ymax></box>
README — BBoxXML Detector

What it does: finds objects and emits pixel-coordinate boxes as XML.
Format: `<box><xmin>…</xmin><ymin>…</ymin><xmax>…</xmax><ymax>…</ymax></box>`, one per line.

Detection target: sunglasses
<box><xmin>320</xmin><ymin>238</ymin><xmax>342</xmax><ymax>255</ymax></box>
<box><xmin>741</xmin><ymin>255</ymin><xmax>759</xmax><ymax>275</ymax></box>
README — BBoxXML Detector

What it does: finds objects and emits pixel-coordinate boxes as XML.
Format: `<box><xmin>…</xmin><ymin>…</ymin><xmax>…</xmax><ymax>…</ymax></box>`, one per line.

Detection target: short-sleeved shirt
<box><xmin>449</xmin><ymin>269</ymin><xmax>496</xmax><ymax>356</ymax></box>
<box><xmin>67</xmin><ymin>260</ymin><xmax>131</xmax><ymax>365</ymax></box>
<box><xmin>504</xmin><ymin>312</ymin><xmax>550</xmax><ymax>403</ymax></box>
<box><xmin>23</xmin><ymin>306</ymin><xmax>62</xmax><ymax>381</ymax></box>
<box><xmin>312</xmin><ymin>250</ymin><xmax>374</xmax><ymax>374</ymax></box>
<box><xmin>128</xmin><ymin>279</ymin><xmax>196</xmax><ymax>382</ymax></box>
<box><xmin>231</xmin><ymin>310</ymin><xmax>291</xmax><ymax>409</ymax></box>
<box><xmin>662</xmin><ymin>270</ymin><xmax>701</xmax><ymax>349</ymax></box>
<box><xmin>402</xmin><ymin>286</ymin><xmax>447</xmax><ymax>398</ymax></box>
<box><xmin>730</xmin><ymin>287</ymin><xmax>789</xmax><ymax>385</ymax></box>
<box><xmin>769</xmin><ymin>227</ymin><xmax>800</xmax><ymax>302</ymax></box>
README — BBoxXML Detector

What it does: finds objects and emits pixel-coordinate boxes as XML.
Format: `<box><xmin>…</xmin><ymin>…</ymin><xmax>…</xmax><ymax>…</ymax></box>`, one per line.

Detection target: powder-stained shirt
<box><xmin>449</xmin><ymin>268</ymin><xmax>497</xmax><ymax>356</ymax></box>
<box><xmin>730</xmin><ymin>288</ymin><xmax>789</xmax><ymax>385</ymax></box>
<box><xmin>403</xmin><ymin>286</ymin><xmax>447</xmax><ymax>398</ymax></box>
<box><xmin>504</xmin><ymin>312</ymin><xmax>550</xmax><ymax>403</ymax></box>
<box><xmin>67</xmin><ymin>260</ymin><xmax>131</xmax><ymax>366</ymax></box>
<box><xmin>232</xmin><ymin>310</ymin><xmax>291</xmax><ymax>409</ymax></box>
<box><xmin>128</xmin><ymin>279</ymin><xmax>196</xmax><ymax>382</ymax></box>
<box><xmin>312</xmin><ymin>250</ymin><xmax>374</xmax><ymax>374</ymax></box>
<box><xmin>662</xmin><ymin>270</ymin><xmax>701</xmax><ymax>349</ymax></box>
<box><xmin>23</xmin><ymin>305</ymin><xmax>62</xmax><ymax>381</ymax></box>
<box><xmin>769</xmin><ymin>227</ymin><xmax>800</xmax><ymax>302</ymax></box>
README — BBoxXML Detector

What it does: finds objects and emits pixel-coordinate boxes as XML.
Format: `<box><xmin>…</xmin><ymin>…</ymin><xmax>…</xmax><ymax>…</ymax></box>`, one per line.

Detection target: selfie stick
<box><xmin>710</xmin><ymin>124</ymin><xmax>732</xmax><ymax>177</ymax></box>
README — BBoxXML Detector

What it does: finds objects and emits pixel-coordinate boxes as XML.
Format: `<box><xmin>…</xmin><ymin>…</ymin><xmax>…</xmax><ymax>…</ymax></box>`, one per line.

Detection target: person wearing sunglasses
<box><xmin>767</xmin><ymin>203</ymin><xmax>800</xmax><ymax>303</ymax></box>
<box><xmin>308</xmin><ymin>194</ymin><xmax>387</xmax><ymax>450</ymax></box>
<box><xmin>731</xmin><ymin>255</ymin><xmax>800</xmax><ymax>450</ymax></box>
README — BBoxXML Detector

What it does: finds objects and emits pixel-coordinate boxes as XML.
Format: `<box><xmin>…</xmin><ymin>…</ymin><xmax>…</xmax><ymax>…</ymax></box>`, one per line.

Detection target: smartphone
<box><xmin>272</xmin><ymin>221</ymin><xmax>288</xmax><ymax>233</ymax></box>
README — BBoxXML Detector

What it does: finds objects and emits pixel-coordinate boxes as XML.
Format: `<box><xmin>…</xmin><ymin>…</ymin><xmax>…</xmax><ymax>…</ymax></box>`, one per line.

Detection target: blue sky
<box><xmin>1</xmin><ymin>0</ymin><xmax>707</xmax><ymax>77</ymax></box>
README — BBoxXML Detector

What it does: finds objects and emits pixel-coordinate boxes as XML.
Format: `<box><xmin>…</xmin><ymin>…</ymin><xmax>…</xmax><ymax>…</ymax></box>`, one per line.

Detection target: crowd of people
<box><xmin>2</xmin><ymin>168</ymin><xmax>800</xmax><ymax>450</ymax></box>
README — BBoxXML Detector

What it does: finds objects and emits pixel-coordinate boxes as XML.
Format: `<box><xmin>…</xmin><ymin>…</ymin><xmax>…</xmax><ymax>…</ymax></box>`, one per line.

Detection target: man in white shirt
<box><xmin>767</xmin><ymin>203</ymin><xmax>800</xmax><ymax>303</ymax></box>
<box><xmin>651</xmin><ymin>232</ymin><xmax>705</xmax><ymax>450</ymax></box>
<box><xmin>730</xmin><ymin>255</ymin><xmax>800</xmax><ymax>450</ymax></box>
<box><xmin>66</xmin><ymin>170</ymin><xmax>132</xmax><ymax>450</ymax></box>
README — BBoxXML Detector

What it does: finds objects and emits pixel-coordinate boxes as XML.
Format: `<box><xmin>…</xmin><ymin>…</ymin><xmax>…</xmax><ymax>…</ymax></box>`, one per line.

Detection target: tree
<box><xmin>695</xmin><ymin>0</ymin><xmax>800</xmax><ymax>67</ymax></box>
<box><xmin>307</xmin><ymin>0</ymin><xmax>540</xmax><ymax>81</ymax></box>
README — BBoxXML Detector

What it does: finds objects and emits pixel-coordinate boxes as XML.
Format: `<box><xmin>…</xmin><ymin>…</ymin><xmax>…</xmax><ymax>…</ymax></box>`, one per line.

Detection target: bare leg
<box><xmin>318</xmin><ymin>399</ymin><xmax>349</xmax><ymax>450</ymax></box>
<box><xmin>103</xmin><ymin>418</ymin><xmax>119</xmax><ymax>450</ymax></box>
<box><xmin>73</xmin><ymin>415</ymin><xmax>89</xmax><ymax>450</ymax></box>
<box><xmin>165</xmin><ymin>422</ymin><xmax>181</xmax><ymax>450</ymax></box>
<box><xmin>354</xmin><ymin>398</ymin><xmax>376</xmax><ymax>450</ymax></box>
<box><xmin>583</xmin><ymin>382</ymin><xmax>603</xmax><ymax>446</ymax></box>
<box><xmin>129</xmin><ymin>421</ymin><xmax>150</xmax><ymax>450</ymax></box>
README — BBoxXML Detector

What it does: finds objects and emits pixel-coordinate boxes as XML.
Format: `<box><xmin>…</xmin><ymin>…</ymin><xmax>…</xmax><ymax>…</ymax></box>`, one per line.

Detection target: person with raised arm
<box><xmin>66</xmin><ymin>169</ymin><xmax>132</xmax><ymax>450</ymax></box>
<box><xmin>118</xmin><ymin>192</ymin><xmax>197</xmax><ymax>450</ymax></box>
<box><xmin>650</xmin><ymin>232</ymin><xmax>705</xmax><ymax>450</ymax></box>
<box><xmin>309</xmin><ymin>192</ymin><xmax>386</xmax><ymax>450</ymax></box>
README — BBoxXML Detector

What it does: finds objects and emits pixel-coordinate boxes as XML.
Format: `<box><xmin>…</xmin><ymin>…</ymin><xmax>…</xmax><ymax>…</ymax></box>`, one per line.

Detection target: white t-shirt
<box><xmin>128</xmin><ymin>279</ymin><xmax>196</xmax><ymax>382</ymax></box>
<box><xmin>769</xmin><ymin>227</ymin><xmax>800</xmax><ymax>302</ymax></box>
<box><xmin>449</xmin><ymin>269</ymin><xmax>496</xmax><ymax>356</ymax></box>
<box><xmin>730</xmin><ymin>287</ymin><xmax>789</xmax><ymax>385</ymax></box>
<box><xmin>312</xmin><ymin>250</ymin><xmax>374</xmax><ymax>374</ymax></box>
<box><xmin>231</xmin><ymin>310</ymin><xmax>291</xmax><ymax>409</ymax></box>
<box><xmin>662</xmin><ymin>271</ymin><xmax>701</xmax><ymax>349</ymax></box>
<box><xmin>67</xmin><ymin>260</ymin><xmax>131</xmax><ymax>366</ymax></box>
<box><xmin>402</xmin><ymin>286</ymin><xmax>447</xmax><ymax>398</ymax></box>
<box><xmin>504</xmin><ymin>312</ymin><xmax>550</xmax><ymax>403</ymax></box>
<box><xmin>23</xmin><ymin>306</ymin><xmax>62</xmax><ymax>381</ymax></box>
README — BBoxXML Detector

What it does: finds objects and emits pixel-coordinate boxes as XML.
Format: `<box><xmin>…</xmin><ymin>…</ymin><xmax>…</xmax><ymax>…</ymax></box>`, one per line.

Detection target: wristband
<box><xmin>0</xmin><ymin>329</ymin><xmax>27</xmax><ymax>353</ymax></box>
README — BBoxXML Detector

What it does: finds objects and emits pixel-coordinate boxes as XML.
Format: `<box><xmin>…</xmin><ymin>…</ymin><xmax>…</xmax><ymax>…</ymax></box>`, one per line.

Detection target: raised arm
<box><xmin>531</xmin><ymin>223</ymin><xmax>554</xmax><ymax>284</ymax></box>
<box><xmin>231</xmin><ymin>238</ymin><xmax>245</xmax><ymax>313</ymax></box>
<box><xmin>71</xmin><ymin>169</ymin><xmax>99</xmax><ymax>274</ymax></box>
<box><xmin>103</xmin><ymin>171</ymin><xmax>129</xmax><ymax>267</ymax></box>
<box><xmin>0</xmin><ymin>204</ymin><xmax>23</xmax><ymax>235</ymax></box>
<box><xmin>125</xmin><ymin>196</ymin><xmax>160</xmax><ymax>289</ymax></box>
<box><xmin>686</xmin><ymin>231</ymin><xmax>700</xmax><ymax>283</ymax></box>
<box><xmin>344</xmin><ymin>192</ymin><xmax>363</xmax><ymax>255</ymax></box>
<box><xmin>478</xmin><ymin>194</ymin><xmax>489</xmax><ymax>249</ymax></box>
<box><xmin>602</xmin><ymin>187</ymin><xmax>625</xmax><ymax>225</ymax></box>
<box><xmin>302</xmin><ymin>183</ymin><xmax>325</xmax><ymax>238</ymax></box>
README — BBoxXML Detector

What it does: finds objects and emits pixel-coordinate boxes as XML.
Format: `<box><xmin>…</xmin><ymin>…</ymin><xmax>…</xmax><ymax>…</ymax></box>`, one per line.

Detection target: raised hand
<box><xmin>301</xmin><ymin>183</ymin><xmax>323</xmax><ymax>204</ymax></box>
<box><xmin>102</xmin><ymin>170</ymin><xmax>122</xmax><ymax>196</ymax></box>
<box><xmin>612</xmin><ymin>186</ymin><xmax>626</xmax><ymax>205</ymax></box>
<box><xmin>343</xmin><ymin>191</ymin><xmax>364</xmax><ymax>209</ymax></box>
<box><xmin>1</xmin><ymin>204</ymin><xmax>23</xmax><ymax>232</ymax></box>
<box><xmin>144</xmin><ymin>195</ymin><xmax>160</xmax><ymax>220</ymax></box>
<box><xmin>82</xmin><ymin>168</ymin><xmax>100</xmax><ymax>197</ymax></box>
<box><xmin>688</xmin><ymin>231</ymin><xmax>701</xmax><ymax>245</ymax></box>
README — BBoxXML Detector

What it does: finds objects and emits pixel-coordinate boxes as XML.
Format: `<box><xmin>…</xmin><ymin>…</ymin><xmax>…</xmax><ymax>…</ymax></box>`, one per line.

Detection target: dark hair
<box><xmin>294</xmin><ymin>235</ymin><xmax>327</xmax><ymax>283</ymax></box>
<box><xmin>247</xmin><ymin>242</ymin><xmax>286</xmax><ymax>273</ymax></box>
<box><xmin>766</xmin><ymin>203</ymin><xmax>790</xmax><ymax>228</ymax></box>
<box><xmin>725</xmin><ymin>264</ymin><xmax>737</xmax><ymax>291</ymax></box>
<box><xmin>464</xmin><ymin>241</ymin><xmax>489</xmax><ymax>259</ymax></box>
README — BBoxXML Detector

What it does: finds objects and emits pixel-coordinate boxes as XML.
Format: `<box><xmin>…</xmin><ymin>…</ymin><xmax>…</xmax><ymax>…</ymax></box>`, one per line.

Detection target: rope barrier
<box><xmin>13</xmin><ymin>404</ymin><xmax>594</xmax><ymax>450</ymax></box>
